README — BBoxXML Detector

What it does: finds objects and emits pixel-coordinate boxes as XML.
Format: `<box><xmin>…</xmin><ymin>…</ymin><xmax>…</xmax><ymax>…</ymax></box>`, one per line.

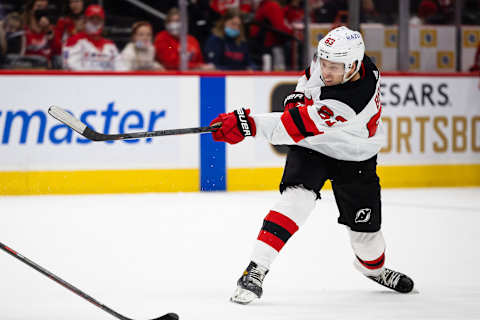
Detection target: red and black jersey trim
<box><xmin>281</xmin><ymin>107</ymin><xmax>322</xmax><ymax>142</ymax></box>
<box><xmin>320</xmin><ymin>55</ymin><xmax>378</xmax><ymax>115</ymax></box>
<box><xmin>356</xmin><ymin>253</ymin><xmax>385</xmax><ymax>270</ymax></box>
<box><xmin>257</xmin><ymin>210</ymin><xmax>299</xmax><ymax>252</ymax></box>
<box><xmin>305</xmin><ymin>67</ymin><xmax>311</xmax><ymax>80</ymax></box>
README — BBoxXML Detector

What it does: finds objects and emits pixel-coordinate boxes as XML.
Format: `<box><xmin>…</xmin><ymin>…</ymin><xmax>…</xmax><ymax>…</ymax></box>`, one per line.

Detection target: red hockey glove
<box><xmin>210</xmin><ymin>108</ymin><xmax>256</xmax><ymax>144</ymax></box>
<box><xmin>283</xmin><ymin>92</ymin><xmax>314</xmax><ymax>111</ymax></box>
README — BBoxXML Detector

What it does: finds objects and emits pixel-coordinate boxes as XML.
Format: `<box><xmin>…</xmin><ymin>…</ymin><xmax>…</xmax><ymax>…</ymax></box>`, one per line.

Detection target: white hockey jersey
<box><xmin>63</xmin><ymin>32</ymin><xmax>126</xmax><ymax>71</ymax></box>
<box><xmin>252</xmin><ymin>56</ymin><xmax>385</xmax><ymax>161</ymax></box>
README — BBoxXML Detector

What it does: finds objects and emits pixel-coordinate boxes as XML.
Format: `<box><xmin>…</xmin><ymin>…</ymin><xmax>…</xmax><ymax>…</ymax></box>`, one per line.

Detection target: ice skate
<box><xmin>230</xmin><ymin>261</ymin><xmax>268</xmax><ymax>304</ymax></box>
<box><xmin>367</xmin><ymin>268</ymin><xmax>414</xmax><ymax>293</ymax></box>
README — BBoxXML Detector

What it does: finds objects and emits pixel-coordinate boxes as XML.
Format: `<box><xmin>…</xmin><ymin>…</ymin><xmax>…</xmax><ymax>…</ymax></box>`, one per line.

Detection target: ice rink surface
<box><xmin>1</xmin><ymin>188</ymin><xmax>479</xmax><ymax>320</ymax></box>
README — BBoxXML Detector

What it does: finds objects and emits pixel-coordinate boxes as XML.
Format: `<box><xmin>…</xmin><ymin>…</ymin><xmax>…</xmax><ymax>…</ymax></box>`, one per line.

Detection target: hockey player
<box><xmin>62</xmin><ymin>4</ymin><xmax>126</xmax><ymax>71</ymax></box>
<box><xmin>209</xmin><ymin>26</ymin><xmax>414</xmax><ymax>304</ymax></box>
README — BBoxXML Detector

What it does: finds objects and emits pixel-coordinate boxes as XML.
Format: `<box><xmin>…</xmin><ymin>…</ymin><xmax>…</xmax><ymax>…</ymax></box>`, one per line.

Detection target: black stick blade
<box><xmin>152</xmin><ymin>312</ymin><xmax>179</xmax><ymax>320</ymax></box>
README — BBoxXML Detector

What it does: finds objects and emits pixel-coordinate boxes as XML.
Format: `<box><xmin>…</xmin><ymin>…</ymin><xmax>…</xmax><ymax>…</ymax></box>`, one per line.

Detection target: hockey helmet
<box><xmin>317</xmin><ymin>26</ymin><xmax>365</xmax><ymax>83</ymax></box>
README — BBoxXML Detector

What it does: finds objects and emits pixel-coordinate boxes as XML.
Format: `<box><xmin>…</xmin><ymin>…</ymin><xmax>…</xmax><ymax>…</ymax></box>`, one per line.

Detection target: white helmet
<box><xmin>317</xmin><ymin>26</ymin><xmax>365</xmax><ymax>83</ymax></box>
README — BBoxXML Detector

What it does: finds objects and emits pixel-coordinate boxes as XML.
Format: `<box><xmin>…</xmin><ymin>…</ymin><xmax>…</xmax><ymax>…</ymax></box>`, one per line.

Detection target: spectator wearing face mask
<box><xmin>24</xmin><ymin>0</ymin><xmax>54</xmax><ymax>63</ymax></box>
<box><xmin>204</xmin><ymin>9</ymin><xmax>252</xmax><ymax>70</ymax></box>
<box><xmin>62</xmin><ymin>4</ymin><xmax>126</xmax><ymax>71</ymax></box>
<box><xmin>121</xmin><ymin>21</ymin><xmax>165</xmax><ymax>71</ymax></box>
<box><xmin>154</xmin><ymin>7</ymin><xmax>214</xmax><ymax>70</ymax></box>
<box><xmin>52</xmin><ymin>0</ymin><xmax>85</xmax><ymax>56</ymax></box>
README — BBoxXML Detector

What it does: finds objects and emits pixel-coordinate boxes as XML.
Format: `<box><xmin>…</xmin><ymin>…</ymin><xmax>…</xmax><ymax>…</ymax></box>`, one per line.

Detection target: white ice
<box><xmin>1</xmin><ymin>188</ymin><xmax>479</xmax><ymax>320</ymax></box>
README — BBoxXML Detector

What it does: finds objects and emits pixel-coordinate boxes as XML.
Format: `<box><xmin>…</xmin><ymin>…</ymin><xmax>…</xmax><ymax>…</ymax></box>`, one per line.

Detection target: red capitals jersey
<box><xmin>63</xmin><ymin>32</ymin><xmax>125</xmax><ymax>71</ymax></box>
<box><xmin>250</xmin><ymin>0</ymin><xmax>292</xmax><ymax>48</ymax></box>
<box><xmin>154</xmin><ymin>31</ymin><xmax>204</xmax><ymax>70</ymax></box>
<box><xmin>25</xmin><ymin>28</ymin><xmax>52</xmax><ymax>60</ymax></box>
<box><xmin>210</xmin><ymin>0</ymin><xmax>254</xmax><ymax>14</ymax></box>
<box><xmin>53</xmin><ymin>17</ymin><xmax>81</xmax><ymax>55</ymax></box>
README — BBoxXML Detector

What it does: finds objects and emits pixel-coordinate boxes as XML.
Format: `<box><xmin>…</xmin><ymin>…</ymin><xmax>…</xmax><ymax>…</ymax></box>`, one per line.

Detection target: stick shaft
<box><xmin>48</xmin><ymin>106</ymin><xmax>220</xmax><ymax>142</ymax></box>
<box><xmin>83</xmin><ymin>125</ymin><xmax>218</xmax><ymax>141</ymax></box>
<box><xmin>0</xmin><ymin>242</ymin><xmax>131</xmax><ymax>320</ymax></box>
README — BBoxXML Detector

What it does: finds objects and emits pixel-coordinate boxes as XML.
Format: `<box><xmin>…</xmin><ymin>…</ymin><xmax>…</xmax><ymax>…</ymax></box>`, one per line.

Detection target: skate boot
<box><xmin>230</xmin><ymin>261</ymin><xmax>269</xmax><ymax>304</ymax></box>
<box><xmin>367</xmin><ymin>268</ymin><xmax>414</xmax><ymax>293</ymax></box>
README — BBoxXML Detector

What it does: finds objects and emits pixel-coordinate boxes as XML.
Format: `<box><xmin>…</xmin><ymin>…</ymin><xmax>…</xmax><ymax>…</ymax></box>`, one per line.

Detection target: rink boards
<box><xmin>0</xmin><ymin>71</ymin><xmax>479</xmax><ymax>195</ymax></box>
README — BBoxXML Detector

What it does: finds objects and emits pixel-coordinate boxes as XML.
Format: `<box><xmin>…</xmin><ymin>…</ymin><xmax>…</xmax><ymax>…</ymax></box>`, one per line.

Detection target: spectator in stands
<box><xmin>210</xmin><ymin>0</ymin><xmax>255</xmax><ymax>15</ymax></box>
<box><xmin>361</xmin><ymin>0</ymin><xmax>380</xmax><ymax>23</ymax></box>
<box><xmin>249</xmin><ymin>0</ymin><xmax>293</xmax><ymax>70</ymax></box>
<box><xmin>426</xmin><ymin>0</ymin><xmax>455</xmax><ymax>25</ymax></box>
<box><xmin>188</xmin><ymin>0</ymin><xmax>221</xmax><ymax>48</ymax></box>
<box><xmin>463</xmin><ymin>0</ymin><xmax>480</xmax><ymax>24</ymax></box>
<box><xmin>204</xmin><ymin>9</ymin><xmax>252</xmax><ymax>70</ymax></box>
<box><xmin>370</xmin><ymin>0</ymin><xmax>396</xmax><ymax>25</ymax></box>
<box><xmin>284</xmin><ymin>0</ymin><xmax>304</xmax><ymax>26</ymax></box>
<box><xmin>24</xmin><ymin>0</ymin><xmax>54</xmax><ymax>65</ymax></box>
<box><xmin>154</xmin><ymin>7</ymin><xmax>214</xmax><ymax>70</ymax></box>
<box><xmin>250</xmin><ymin>0</ymin><xmax>292</xmax><ymax>48</ymax></box>
<box><xmin>63</xmin><ymin>4</ymin><xmax>126</xmax><ymax>71</ymax></box>
<box><xmin>52</xmin><ymin>0</ymin><xmax>85</xmax><ymax>57</ymax></box>
<box><xmin>0</xmin><ymin>21</ymin><xmax>5</xmax><ymax>65</ymax></box>
<box><xmin>470</xmin><ymin>40</ymin><xmax>480</xmax><ymax>72</ymax></box>
<box><xmin>121</xmin><ymin>21</ymin><xmax>165</xmax><ymax>71</ymax></box>
<box><xmin>1</xmin><ymin>12</ymin><xmax>26</xmax><ymax>56</ymax></box>
<box><xmin>410</xmin><ymin>0</ymin><xmax>438</xmax><ymax>25</ymax></box>
<box><xmin>311</xmin><ymin>0</ymin><xmax>347</xmax><ymax>23</ymax></box>
<box><xmin>153</xmin><ymin>0</ymin><xmax>221</xmax><ymax>49</ymax></box>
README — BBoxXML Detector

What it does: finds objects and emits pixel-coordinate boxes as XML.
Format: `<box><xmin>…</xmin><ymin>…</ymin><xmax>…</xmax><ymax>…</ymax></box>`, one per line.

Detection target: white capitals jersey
<box><xmin>63</xmin><ymin>33</ymin><xmax>127</xmax><ymax>71</ymax></box>
<box><xmin>252</xmin><ymin>56</ymin><xmax>385</xmax><ymax>161</ymax></box>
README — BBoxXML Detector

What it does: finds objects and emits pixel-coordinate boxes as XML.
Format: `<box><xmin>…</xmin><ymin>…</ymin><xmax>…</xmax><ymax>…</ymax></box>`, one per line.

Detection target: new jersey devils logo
<box><xmin>324</xmin><ymin>37</ymin><xmax>335</xmax><ymax>46</ymax></box>
<box><xmin>355</xmin><ymin>208</ymin><xmax>371</xmax><ymax>223</ymax></box>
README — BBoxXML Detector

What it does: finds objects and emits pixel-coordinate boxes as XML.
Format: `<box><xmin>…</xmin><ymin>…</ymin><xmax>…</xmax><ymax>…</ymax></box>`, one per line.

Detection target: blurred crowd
<box><xmin>0</xmin><ymin>0</ymin><xmax>479</xmax><ymax>71</ymax></box>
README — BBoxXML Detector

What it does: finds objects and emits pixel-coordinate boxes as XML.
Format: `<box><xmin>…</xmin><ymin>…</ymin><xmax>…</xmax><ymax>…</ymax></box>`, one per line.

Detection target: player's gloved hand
<box><xmin>209</xmin><ymin>108</ymin><xmax>256</xmax><ymax>144</ymax></box>
<box><xmin>283</xmin><ymin>92</ymin><xmax>305</xmax><ymax>111</ymax></box>
<box><xmin>283</xmin><ymin>92</ymin><xmax>314</xmax><ymax>111</ymax></box>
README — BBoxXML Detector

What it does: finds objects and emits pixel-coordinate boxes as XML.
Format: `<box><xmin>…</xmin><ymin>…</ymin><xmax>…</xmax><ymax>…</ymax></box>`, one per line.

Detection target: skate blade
<box><xmin>230</xmin><ymin>286</ymin><xmax>259</xmax><ymax>305</ymax></box>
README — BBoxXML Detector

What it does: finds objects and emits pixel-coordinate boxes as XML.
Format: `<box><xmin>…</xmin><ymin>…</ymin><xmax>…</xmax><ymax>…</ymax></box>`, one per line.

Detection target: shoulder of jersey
<box><xmin>65</xmin><ymin>33</ymin><xmax>87</xmax><ymax>47</ymax></box>
<box><xmin>65</xmin><ymin>33</ymin><xmax>115</xmax><ymax>49</ymax></box>
<box><xmin>320</xmin><ymin>56</ymin><xmax>379</xmax><ymax>114</ymax></box>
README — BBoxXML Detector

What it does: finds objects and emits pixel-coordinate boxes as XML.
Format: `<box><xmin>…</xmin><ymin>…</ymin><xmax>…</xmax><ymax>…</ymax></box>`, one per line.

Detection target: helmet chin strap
<box><xmin>342</xmin><ymin>60</ymin><xmax>359</xmax><ymax>83</ymax></box>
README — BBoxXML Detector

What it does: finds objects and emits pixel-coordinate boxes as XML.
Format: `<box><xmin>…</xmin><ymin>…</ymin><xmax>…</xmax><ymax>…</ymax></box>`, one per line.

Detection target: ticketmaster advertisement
<box><xmin>0</xmin><ymin>75</ymin><xmax>199</xmax><ymax>170</ymax></box>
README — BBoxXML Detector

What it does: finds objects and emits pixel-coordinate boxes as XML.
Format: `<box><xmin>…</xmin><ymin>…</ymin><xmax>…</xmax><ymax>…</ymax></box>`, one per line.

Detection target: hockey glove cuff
<box><xmin>210</xmin><ymin>108</ymin><xmax>256</xmax><ymax>144</ymax></box>
<box><xmin>283</xmin><ymin>92</ymin><xmax>314</xmax><ymax>111</ymax></box>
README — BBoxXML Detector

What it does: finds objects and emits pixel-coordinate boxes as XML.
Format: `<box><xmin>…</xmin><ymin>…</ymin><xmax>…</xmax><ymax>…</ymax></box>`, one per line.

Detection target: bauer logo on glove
<box><xmin>234</xmin><ymin>108</ymin><xmax>252</xmax><ymax>136</ymax></box>
<box><xmin>209</xmin><ymin>108</ymin><xmax>256</xmax><ymax>144</ymax></box>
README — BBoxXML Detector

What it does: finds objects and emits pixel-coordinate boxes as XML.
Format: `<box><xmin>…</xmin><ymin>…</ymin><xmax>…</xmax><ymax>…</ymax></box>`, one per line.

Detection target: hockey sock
<box><xmin>251</xmin><ymin>187</ymin><xmax>316</xmax><ymax>269</ymax></box>
<box><xmin>349</xmin><ymin>229</ymin><xmax>386</xmax><ymax>277</ymax></box>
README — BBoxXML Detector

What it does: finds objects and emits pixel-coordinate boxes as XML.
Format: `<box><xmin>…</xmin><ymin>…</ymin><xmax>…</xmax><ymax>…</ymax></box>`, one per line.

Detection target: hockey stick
<box><xmin>0</xmin><ymin>242</ymin><xmax>179</xmax><ymax>320</ymax></box>
<box><xmin>48</xmin><ymin>106</ymin><xmax>221</xmax><ymax>142</ymax></box>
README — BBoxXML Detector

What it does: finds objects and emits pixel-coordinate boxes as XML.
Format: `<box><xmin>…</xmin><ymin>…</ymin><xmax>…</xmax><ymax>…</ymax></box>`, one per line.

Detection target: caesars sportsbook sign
<box><xmin>226</xmin><ymin>75</ymin><xmax>480</xmax><ymax>168</ymax></box>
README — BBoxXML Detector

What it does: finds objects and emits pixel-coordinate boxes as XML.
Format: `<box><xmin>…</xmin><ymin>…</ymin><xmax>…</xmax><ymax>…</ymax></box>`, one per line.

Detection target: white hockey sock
<box><xmin>349</xmin><ymin>229</ymin><xmax>386</xmax><ymax>277</ymax></box>
<box><xmin>251</xmin><ymin>187</ymin><xmax>316</xmax><ymax>269</ymax></box>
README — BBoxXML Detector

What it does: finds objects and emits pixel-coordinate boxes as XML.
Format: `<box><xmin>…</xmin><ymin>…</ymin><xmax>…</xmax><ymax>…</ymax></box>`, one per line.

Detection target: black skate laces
<box><xmin>373</xmin><ymin>268</ymin><xmax>402</xmax><ymax>288</ymax></box>
<box><xmin>245</xmin><ymin>266</ymin><xmax>268</xmax><ymax>287</ymax></box>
